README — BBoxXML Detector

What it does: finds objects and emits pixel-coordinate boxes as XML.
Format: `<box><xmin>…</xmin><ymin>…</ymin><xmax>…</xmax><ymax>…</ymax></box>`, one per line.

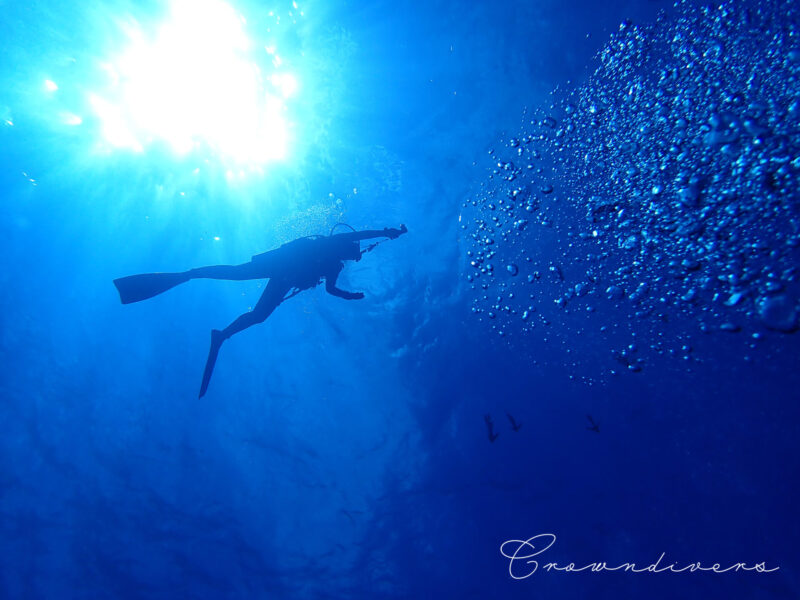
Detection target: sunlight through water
<box><xmin>89</xmin><ymin>0</ymin><xmax>297</xmax><ymax>166</ymax></box>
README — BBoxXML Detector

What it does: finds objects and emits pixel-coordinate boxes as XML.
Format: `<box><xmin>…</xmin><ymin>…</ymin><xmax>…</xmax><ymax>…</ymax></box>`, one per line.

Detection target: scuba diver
<box><xmin>113</xmin><ymin>224</ymin><xmax>408</xmax><ymax>397</ymax></box>
<box><xmin>484</xmin><ymin>414</ymin><xmax>499</xmax><ymax>443</ymax></box>
<box><xmin>506</xmin><ymin>412</ymin><xmax>522</xmax><ymax>432</ymax></box>
<box><xmin>586</xmin><ymin>415</ymin><xmax>600</xmax><ymax>433</ymax></box>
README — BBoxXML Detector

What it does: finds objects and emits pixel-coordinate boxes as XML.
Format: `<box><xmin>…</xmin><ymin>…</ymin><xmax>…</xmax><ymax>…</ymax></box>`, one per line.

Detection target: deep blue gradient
<box><xmin>1</xmin><ymin>0</ymin><xmax>798</xmax><ymax>598</ymax></box>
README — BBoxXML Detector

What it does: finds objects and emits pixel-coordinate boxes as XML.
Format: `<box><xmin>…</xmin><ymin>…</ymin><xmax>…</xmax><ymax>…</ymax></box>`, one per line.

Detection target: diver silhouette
<box><xmin>113</xmin><ymin>224</ymin><xmax>408</xmax><ymax>397</ymax></box>
<box><xmin>484</xmin><ymin>414</ymin><xmax>499</xmax><ymax>443</ymax></box>
<box><xmin>586</xmin><ymin>414</ymin><xmax>600</xmax><ymax>433</ymax></box>
<box><xmin>506</xmin><ymin>412</ymin><xmax>522</xmax><ymax>432</ymax></box>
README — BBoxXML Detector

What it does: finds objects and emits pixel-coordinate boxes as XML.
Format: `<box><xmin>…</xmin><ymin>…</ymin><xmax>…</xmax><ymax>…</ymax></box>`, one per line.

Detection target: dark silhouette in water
<box><xmin>586</xmin><ymin>415</ymin><xmax>600</xmax><ymax>433</ymax></box>
<box><xmin>484</xmin><ymin>414</ymin><xmax>499</xmax><ymax>443</ymax></box>
<box><xmin>114</xmin><ymin>225</ymin><xmax>408</xmax><ymax>397</ymax></box>
<box><xmin>506</xmin><ymin>412</ymin><xmax>522</xmax><ymax>432</ymax></box>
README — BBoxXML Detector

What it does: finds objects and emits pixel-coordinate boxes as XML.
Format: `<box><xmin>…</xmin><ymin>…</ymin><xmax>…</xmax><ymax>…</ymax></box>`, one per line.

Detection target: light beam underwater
<box><xmin>89</xmin><ymin>0</ymin><xmax>298</xmax><ymax>166</ymax></box>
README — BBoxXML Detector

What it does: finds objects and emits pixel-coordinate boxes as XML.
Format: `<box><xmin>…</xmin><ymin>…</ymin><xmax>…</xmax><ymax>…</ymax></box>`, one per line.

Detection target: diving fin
<box><xmin>199</xmin><ymin>329</ymin><xmax>224</xmax><ymax>398</ymax></box>
<box><xmin>113</xmin><ymin>272</ymin><xmax>191</xmax><ymax>304</ymax></box>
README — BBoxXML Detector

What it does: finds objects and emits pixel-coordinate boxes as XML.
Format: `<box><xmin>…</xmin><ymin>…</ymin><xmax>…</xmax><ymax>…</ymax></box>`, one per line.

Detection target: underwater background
<box><xmin>1</xmin><ymin>0</ymin><xmax>799</xmax><ymax>598</ymax></box>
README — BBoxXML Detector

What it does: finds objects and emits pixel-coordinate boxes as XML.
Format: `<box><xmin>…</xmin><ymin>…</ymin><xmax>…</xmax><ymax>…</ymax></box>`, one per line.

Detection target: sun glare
<box><xmin>90</xmin><ymin>0</ymin><xmax>297</xmax><ymax>166</ymax></box>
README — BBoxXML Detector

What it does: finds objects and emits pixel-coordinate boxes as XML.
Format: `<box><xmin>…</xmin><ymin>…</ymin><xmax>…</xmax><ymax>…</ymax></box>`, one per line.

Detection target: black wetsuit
<box><xmin>114</xmin><ymin>225</ymin><xmax>407</xmax><ymax>397</ymax></box>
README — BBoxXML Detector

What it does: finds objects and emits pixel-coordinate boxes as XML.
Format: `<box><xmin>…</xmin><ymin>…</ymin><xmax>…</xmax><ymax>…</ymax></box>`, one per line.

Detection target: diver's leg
<box><xmin>198</xmin><ymin>280</ymin><xmax>290</xmax><ymax>397</ymax></box>
<box><xmin>219</xmin><ymin>280</ymin><xmax>290</xmax><ymax>340</ymax></box>
<box><xmin>188</xmin><ymin>261</ymin><xmax>264</xmax><ymax>281</ymax></box>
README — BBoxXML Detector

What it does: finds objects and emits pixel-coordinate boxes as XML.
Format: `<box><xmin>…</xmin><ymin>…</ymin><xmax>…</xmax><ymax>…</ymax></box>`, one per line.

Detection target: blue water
<box><xmin>1</xmin><ymin>0</ymin><xmax>799</xmax><ymax>598</ymax></box>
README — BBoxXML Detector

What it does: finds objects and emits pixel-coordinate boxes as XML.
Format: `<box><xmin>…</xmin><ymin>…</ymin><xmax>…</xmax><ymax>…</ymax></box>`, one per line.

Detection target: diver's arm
<box><xmin>333</xmin><ymin>224</ymin><xmax>407</xmax><ymax>243</ymax></box>
<box><xmin>325</xmin><ymin>271</ymin><xmax>364</xmax><ymax>300</ymax></box>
